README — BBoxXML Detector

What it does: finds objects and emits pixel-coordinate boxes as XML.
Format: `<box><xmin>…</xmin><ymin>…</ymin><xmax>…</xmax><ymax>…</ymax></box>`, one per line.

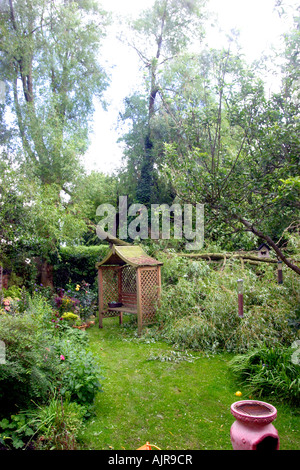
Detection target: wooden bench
<box><xmin>107</xmin><ymin>306</ymin><xmax>137</xmax><ymax>324</ymax></box>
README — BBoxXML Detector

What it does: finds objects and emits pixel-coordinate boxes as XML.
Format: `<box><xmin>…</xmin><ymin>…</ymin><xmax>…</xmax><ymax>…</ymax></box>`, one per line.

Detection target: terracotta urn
<box><xmin>230</xmin><ymin>400</ymin><xmax>279</xmax><ymax>450</ymax></box>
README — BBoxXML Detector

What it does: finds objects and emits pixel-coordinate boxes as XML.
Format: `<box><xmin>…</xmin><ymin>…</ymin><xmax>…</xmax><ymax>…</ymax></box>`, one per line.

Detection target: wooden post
<box><xmin>277</xmin><ymin>260</ymin><xmax>283</xmax><ymax>284</ymax></box>
<box><xmin>157</xmin><ymin>266</ymin><xmax>162</xmax><ymax>305</ymax></box>
<box><xmin>98</xmin><ymin>267</ymin><xmax>103</xmax><ymax>328</ymax></box>
<box><xmin>237</xmin><ymin>279</ymin><xmax>244</xmax><ymax>318</ymax></box>
<box><xmin>136</xmin><ymin>267</ymin><xmax>143</xmax><ymax>336</ymax></box>
<box><xmin>118</xmin><ymin>269</ymin><xmax>123</xmax><ymax>325</ymax></box>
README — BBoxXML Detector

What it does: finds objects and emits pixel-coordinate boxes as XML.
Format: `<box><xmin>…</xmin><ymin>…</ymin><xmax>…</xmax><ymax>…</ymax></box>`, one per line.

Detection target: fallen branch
<box><xmin>177</xmin><ymin>252</ymin><xmax>277</xmax><ymax>263</ymax></box>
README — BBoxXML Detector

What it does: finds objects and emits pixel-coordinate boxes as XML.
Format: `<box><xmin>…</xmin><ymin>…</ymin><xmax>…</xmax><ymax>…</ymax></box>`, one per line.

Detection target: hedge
<box><xmin>53</xmin><ymin>245</ymin><xmax>109</xmax><ymax>289</ymax></box>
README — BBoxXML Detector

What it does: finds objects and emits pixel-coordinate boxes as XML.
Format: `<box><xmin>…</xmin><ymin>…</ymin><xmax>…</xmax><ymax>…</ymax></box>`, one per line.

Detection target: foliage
<box><xmin>0</xmin><ymin>314</ymin><xmax>61</xmax><ymax>414</ymax></box>
<box><xmin>53</xmin><ymin>245</ymin><xmax>109</xmax><ymax>287</ymax></box>
<box><xmin>52</xmin><ymin>280</ymin><xmax>97</xmax><ymax>322</ymax></box>
<box><xmin>161</xmin><ymin>30</ymin><xmax>300</xmax><ymax>272</ymax></box>
<box><xmin>120</xmin><ymin>0</ymin><xmax>206</xmax><ymax>205</ymax></box>
<box><xmin>0</xmin><ymin>288</ymin><xmax>102</xmax><ymax>429</ymax></box>
<box><xmin>56</xmin><ymin>337</ymin><xmax>102</xmax><ymax>408</ymax></box>
<box><xmin>155</xmin><ymin>251</ymin><xmax>299</xmax><ymax>353</ymax></box>
<box><xmin>229</xmin><ymin>346</ymin><xmax>300</xmax><ymax>405</ymax></box>
<box><xmin>0</xmin><ymin>395</ymin><xmax>86</xmax><ymax>450</ymax></box>
<box><xmin>26</xmin><ymin>395</ymin><xmax>87</xmax><ymax>450</ymax></box>
<box><xmin>61</xmin><ymin>311</ymin><xmax>80</xmax><ymax>326</ymax></box>
<box><xmin>0</xmin><ymin>0</ymin><xmax>109</xmax><ymax>186</ymax></box>
<box><xmin>65</xmin><ymin>281</ymin><xmax>98</xmax><ymax>321</ymax></box>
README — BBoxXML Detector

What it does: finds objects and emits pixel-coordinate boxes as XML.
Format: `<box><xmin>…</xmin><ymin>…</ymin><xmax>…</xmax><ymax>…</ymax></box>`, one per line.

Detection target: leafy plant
<box><xmin>155</xmin><ymin>253</ymin><xmax>299</xmax><ymax>353</ymax></box>
<box><xmin>229</xmin><ymin>346</ymin><xmax>300</xmax><ymax>405</ymax></box>
<box><xmin>56</xmin><ymin>338</ymin><xmax>102</xmax><ymax>408</ymax></box>
<box><xmin>0</xmin><ymin>394</ymin><xmax>87</xmax><ymax>450</ymax></box>
<box><xmin>0</xmin><ymin>314</ymin><xmax>61</xmax><ymax>414</ymax></box>
<box><xmin>61</xmin><ymin>311</ymin><xmax>80</xmax><ymax>326</ymax></box>
<box><xmin>26</xmin><ymin>395</ymin><xmax>87</xmax><ymax>450</ymax></box>
<box><xmin>0</xmin><ymin>413</ymin><xmax>35</xmax><ymax>450</ymax></box>
<box><xmin>65</xmin><ymin>281</ymin><xmax>97</xmax><ymax>321</ymax></box>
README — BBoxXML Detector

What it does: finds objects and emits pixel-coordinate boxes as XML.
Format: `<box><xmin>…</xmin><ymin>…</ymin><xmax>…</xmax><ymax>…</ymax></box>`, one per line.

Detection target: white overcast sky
<box><xmin>84</xmin><ymin>0</ymin><xmax>299</xmax><ymax>174</ymax></box>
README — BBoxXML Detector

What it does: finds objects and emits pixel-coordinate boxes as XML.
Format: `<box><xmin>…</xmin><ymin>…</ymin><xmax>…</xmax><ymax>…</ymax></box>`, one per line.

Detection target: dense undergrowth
<box><xmin>153</xmin><ymin>252</ymin><xmax>299</xmax><ymax>354</ymax></box>
<box><xmin>0</xmin><ymin>282</ymin><xmax>101</xmax><ymax>450</ymax></box>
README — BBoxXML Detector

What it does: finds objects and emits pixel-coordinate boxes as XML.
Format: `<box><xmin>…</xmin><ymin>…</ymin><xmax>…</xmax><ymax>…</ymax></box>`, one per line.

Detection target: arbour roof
<box><xmin>95</xmin><ymin>244</ymin><xmax>163</xmax><ymax>268</ymax></box>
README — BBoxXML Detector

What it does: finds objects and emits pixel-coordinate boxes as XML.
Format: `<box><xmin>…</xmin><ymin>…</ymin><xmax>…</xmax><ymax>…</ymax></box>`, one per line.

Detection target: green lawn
<box><xmin>80</xmin><ymin>317</ymin><xmax>300</xmax><ymax>450</ymax></box>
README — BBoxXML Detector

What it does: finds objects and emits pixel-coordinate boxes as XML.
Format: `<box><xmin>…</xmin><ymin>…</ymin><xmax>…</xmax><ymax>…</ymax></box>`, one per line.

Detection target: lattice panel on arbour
<box><xmin>140</xmin><ymin>268</ymin><xmax>159</xmax><ymax>324</ymax></box>
<box><xmin>122</xmin><ymin>265</ymin><xmax>136</xmax><ymax>293</ymax></box>
<box><xmin>102</xmin><ymin>267</ymin><xmax>118</xmax><ymax>312</ymax></box>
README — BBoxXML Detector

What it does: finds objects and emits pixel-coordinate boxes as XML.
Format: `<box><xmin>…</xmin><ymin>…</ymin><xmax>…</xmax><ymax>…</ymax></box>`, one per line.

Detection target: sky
<box><xmin>84</xmin><ymin>0</ymin><xmax>299</xmax><ymax>174</ymax></box>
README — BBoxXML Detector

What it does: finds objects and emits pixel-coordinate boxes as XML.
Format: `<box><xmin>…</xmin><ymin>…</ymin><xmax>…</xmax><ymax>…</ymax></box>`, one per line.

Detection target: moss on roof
<box><xmin>96</xmin><ymin>244</ymin><xmax>163</xmax><ymax>268</ymax></box>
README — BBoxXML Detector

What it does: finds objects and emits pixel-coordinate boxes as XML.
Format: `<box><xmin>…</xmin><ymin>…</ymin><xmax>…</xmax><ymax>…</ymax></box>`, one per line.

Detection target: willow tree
<box><xmin>0</xmin><ymin>0</ymin><xmax>110</xmax><ymax>270</ymax></box>
<box><xmin>0</xmin><ymin>0</ymin><xmax>109</xmax><ymax>189</ymax></box>
<box><xmin>121</xmin><ymin>0</ymin><xmax>206</xmax><ymax>206</ymax></box>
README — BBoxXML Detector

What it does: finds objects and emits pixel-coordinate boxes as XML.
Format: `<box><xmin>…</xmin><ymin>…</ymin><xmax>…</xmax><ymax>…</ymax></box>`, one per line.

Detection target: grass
<box><xmin>80</xmin><ymin>316</ymin><xmax>300</xmax><ymax>450</ymax></box>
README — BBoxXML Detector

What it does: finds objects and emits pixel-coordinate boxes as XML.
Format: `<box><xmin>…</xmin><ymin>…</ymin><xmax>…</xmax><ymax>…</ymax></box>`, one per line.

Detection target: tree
<box><xmin>120</xmin><ymin>0</ymin><xmax>206</xmax><ymax>206</ymax></box>
<box><xmin>0</xmin><ymin>0</ymin><xmax>109</xmax><ymax>189</ymax></box>
<box><xmin>0</xmin><ymin>0</ymin><xmax>111</xmax><ymax>278</ymax></box>
<box><xmin>163</xmin><ymin>37</ymin><xmax>300</xmax><ymax>274</ymax></box>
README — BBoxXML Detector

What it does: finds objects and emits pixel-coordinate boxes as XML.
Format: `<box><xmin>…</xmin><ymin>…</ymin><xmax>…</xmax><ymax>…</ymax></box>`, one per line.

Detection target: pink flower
<box><xmin>60</xmin><ymin>355</ymin><xmax>65</xmax><ymax>361</ymax></box>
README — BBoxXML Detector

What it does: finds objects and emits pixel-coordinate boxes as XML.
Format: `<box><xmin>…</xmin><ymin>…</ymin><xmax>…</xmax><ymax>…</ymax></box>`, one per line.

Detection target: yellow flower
<box><xmin>235</xmin><ymin>391</ymin><xmax>242</xmax><ymax>397</ymax></box>
<box><xmin>75</xmin><ymin>284</ymin><xmax>80</xmax><ymax>291</ymax></box>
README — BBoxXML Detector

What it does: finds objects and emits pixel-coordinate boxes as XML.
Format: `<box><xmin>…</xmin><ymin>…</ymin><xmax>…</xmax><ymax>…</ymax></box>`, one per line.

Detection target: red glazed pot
<box><xmin>230</xmin><ymin>400</ymin><xmax>279</xmax><ymax>450</ymax></box>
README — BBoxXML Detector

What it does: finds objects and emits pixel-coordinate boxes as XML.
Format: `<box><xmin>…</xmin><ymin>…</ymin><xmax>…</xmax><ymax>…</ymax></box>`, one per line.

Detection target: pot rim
<box><xmin>231</xmin><ymin>400</ymin><xmax>277</xmax><ymax>424</ymax></box>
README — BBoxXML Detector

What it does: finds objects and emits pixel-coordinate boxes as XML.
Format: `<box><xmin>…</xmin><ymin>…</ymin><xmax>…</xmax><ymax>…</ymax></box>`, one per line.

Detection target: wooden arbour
<box><xmin>96</xmin><ymin>245</ymin><xmax>163</xmax><ymax>335</ymax></box>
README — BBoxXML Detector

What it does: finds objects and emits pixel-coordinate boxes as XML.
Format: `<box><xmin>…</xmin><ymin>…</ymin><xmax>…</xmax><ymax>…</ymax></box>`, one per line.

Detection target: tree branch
<box><xmin>236</xmin><ymin>215</ymin><xmax>300</xmax><ymax>275</ymax></box>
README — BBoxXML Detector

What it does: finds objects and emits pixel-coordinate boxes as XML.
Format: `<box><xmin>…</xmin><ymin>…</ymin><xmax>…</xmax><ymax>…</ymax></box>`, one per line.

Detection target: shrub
<box><xmin>55</xmin><ymin>337</ymin><xmax>102</xmax><ymax>408</ymax></box>
<box><xmin>0</xmin><ymin>412</ymin><xmax>35</xmax><ymax>450</ymax></box>
<box><xmin>0</xmin><ymin>315</ymin><xmax>61</xmax><ymax>414</ymax></box>
<box><xmin>28</xmin><ymin>395</ymin><xmax>87</xmax><ymax>450</ymax></box>
<box><xmin>65</xmin><ymin>281</ymin><xmax>97</xmax><ymax>321</ymax></box>
<box><xmin>1</xmin><ymin>286</ymin><xmax>22</xmax><ymax>299</ymax></box>
<box><xmin>0</xmin><ymin>395</ymin><xmax>87</xmax><ymax>450</ymax></box>
<box><xmin>61</xmin><ymin>311</ymin><xmax>80</xmax><ymax>326</ymax></box>
<box><xmin>155</xmin><ymin>253</ymin><xmax>299</xmax><ymax>353</ymax></box>
<box><xmin>53</xmin><ymin>245</ymin><xmax>109</xmax><ymax>288</ymax></box>
<box><xmin>229</xmin><ymin>346</ymin><xmax>300</xmax><ymax>405</ymax></box>
<box><xmin>25</xmin><ymin>292</ymin><xmax>54</xmax><ymax>325</ymax></box>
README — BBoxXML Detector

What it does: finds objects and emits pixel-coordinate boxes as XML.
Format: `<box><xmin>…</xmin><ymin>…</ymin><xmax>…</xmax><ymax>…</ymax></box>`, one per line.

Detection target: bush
<box><xmin>64</xmin><ymin>281</ymin><xmax>97</xmax><ymax>321</ymax></box>
<box><xmin>0</xmin><ymin>315</ymin><xmax>61</xmax><ymax>414</ymax></box>
<box><xmin>55</xmin><ymin>336</ymin><xmax>102</xmax><ymax>408</ymax></box>
<box><xmin>0</xmin><ymin>289</ymin><xmax>102</xmax><ymax>419</ymax></box>
<box><xmin>53</xmin><ymin>245</ymin><xmax>109</xmax><ymax>288</ymax></box>
<box><xmin>0</xmin><ymin>395</ymin><xmax>87</xmax><ymax>450</ymax></box>
<box><xmin>0</xmin><ymin>284</ymin><xmax>102</xmax><ymax>449</ymax></box>
<box><xmin>229</xmin><ymin>345</ymin><xmax>300</xmax><ymax>405</ymax></box>
<box><xmin>155</xmin><ymin>253</ymin><xmax>299</xmax><ymax>353</ymax></box>
<box><xmin>28</xmin><ymin>395</ymin><xmax>87</xmax><ymax>450</ymax></box>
